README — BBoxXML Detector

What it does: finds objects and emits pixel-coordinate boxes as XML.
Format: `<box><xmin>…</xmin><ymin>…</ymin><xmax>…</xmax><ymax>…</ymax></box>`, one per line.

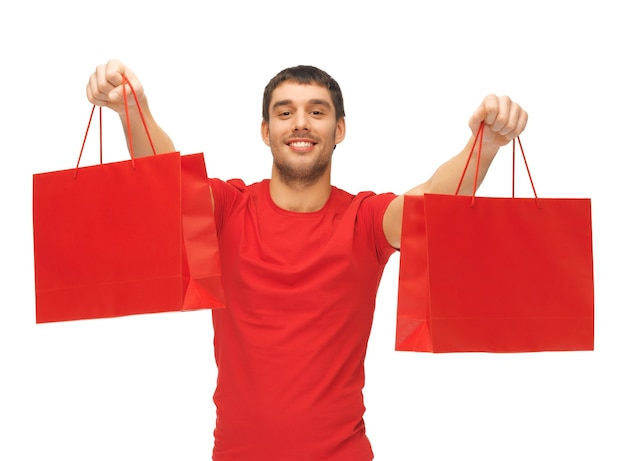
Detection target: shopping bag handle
<box><xmin>74</xmin><ymin>75</ymin><xmax>157</xmax><ymax>177</ymax></box>
<box><xmin>454</xmin><ymin>121</ymin><xmax>539</xmax><ymax>206</ymax></box>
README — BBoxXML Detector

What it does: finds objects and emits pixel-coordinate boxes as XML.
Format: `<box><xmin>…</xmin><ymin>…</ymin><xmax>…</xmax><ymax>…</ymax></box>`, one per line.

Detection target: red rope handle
<box><xmin>99</xmin><ymin>106</ymin><xmax>103</xmax><ymax>164</ymax></box>
<box><xmin>470</xmin><ymin>123</ymin><xmax>484</xmax><ymax>206</ymax></box>
<box><xmin>516</xmin><ymin>136</ymin><xmax>539</xmax><ymax>205</ymax></box>
<box><xmin>455</xmin><ymin>121</ymin><xmax>485</xmax><ymax>205</ymax></box>
<box><xmin>74</xmin><ymin>75</ymin><xmax>157</xmax><ymax>178</ymax></box>
<box><xmin>122</xmin><ymin>82</ymin><xmax>135</xmax><ymax>167</ymax></box>
<box><xmin>512</xmin><ymin>133</ymin><xmax>516</xmax><ymax>198</ymax></box>
<box><xmin>121</xmin><ymin>74</ymin><xmax>158</xmax><ymax>160</ymax></box>
<box><xmin>454</xmin><ymin>122</ymin><xmax>539</xmax><ymax>206</ymax></box>
<box><xmin>74</xmin><ymin>105</ymin><xmax>97</xmax><ymax>178</ymax></box>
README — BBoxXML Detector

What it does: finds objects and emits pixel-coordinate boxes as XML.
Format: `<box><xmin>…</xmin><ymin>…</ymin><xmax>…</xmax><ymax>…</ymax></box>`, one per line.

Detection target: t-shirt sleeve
<box><xmin>208</xmin><ymin>178</ymin><xmax>247</xmax><ymax>234</ymax></box>
<box><xmin>356</xmin><ymin>192</ymin><xmax>398</xmax><ymax>264</ymax></box>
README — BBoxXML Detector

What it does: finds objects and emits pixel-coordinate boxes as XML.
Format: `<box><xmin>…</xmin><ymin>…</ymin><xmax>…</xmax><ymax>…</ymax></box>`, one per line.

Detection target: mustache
<box><xmin>286</xmin><ymin>135</ymin><xmax>318</xmax><ymax>143</ymax></box>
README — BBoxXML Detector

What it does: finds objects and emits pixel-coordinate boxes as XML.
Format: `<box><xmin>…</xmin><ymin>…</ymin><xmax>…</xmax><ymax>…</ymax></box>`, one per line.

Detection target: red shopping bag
<box><xmin>396</xmin><ymin>126</ymin><xmax>594</xmax><ymax>352</ymax></box>
<box><xmin>33</xmin><ymin>80</ymin><xmax>224</xmax><ymax>323</ymax></box>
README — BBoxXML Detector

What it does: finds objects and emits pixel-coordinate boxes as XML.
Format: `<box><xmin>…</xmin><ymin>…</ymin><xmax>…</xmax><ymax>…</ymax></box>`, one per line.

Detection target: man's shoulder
<box><xmin>331</xmin><ymin>186</ymin><xmax>396</xmax><ymax>204</ymax></box>
<box><xmin>329</xmin><ymin>186</ymin><xmax>397</xmax><ymax>217</ymax></box>
<box><xmin>210</xmin><ymin>178</ymin><xmax>268</xmax><ymax>194</ymax></box>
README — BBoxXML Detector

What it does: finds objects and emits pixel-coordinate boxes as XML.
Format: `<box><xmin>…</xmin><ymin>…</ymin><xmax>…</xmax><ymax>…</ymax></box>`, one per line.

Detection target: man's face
<box><xmin>261</xmin><ymin>81</ymin><xmax>345</xmax><ymax>186</ymax></box>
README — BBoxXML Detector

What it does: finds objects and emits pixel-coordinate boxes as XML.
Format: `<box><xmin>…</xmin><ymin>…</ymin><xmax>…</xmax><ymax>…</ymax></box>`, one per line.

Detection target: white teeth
<box><xmin>291</xmin><ymin>141</ymin><xmax>313</xmax><ymax>147</ymax></box>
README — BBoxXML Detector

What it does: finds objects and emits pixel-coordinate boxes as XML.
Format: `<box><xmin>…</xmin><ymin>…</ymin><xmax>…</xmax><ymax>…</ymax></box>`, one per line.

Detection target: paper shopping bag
<box><xmin>33</xmin><ymin>81</ymin><xmax>224</xmax><ymax>323</ymax></box>
<box><xmin>396</xmin><ymin>130</ymin><xmax>594</xmax><ymax>352</ymax></box>
<box><xmin>33</xmin><ymin>151</ymin><xmax>225</xmax><ymax>323</ymax></box>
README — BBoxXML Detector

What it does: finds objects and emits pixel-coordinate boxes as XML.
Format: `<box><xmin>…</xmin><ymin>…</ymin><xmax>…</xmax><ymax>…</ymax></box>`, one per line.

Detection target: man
<box><xmin>86</xmin><ymin>60</ymin><xmax>527</xmax><ymax>461</ymax></box>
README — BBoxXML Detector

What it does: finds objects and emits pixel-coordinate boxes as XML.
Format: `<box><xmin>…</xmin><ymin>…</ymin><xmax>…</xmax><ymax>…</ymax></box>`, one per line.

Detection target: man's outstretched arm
<box><xmin>86</xmin><ymin>59</ymin><xmax>176</xmax><ymax>157</ymax></box>
<box><xmin>383</xmin><ymin>94</ymin><xmax>528</xmax><ymax>249</ymax></box>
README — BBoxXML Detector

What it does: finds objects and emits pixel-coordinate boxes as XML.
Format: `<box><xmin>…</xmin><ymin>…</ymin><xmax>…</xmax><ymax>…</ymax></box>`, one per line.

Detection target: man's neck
<box><xmin>268</xmin><ymin>175</ymin><xmax>332</xmax><ymax>212</ymax></box>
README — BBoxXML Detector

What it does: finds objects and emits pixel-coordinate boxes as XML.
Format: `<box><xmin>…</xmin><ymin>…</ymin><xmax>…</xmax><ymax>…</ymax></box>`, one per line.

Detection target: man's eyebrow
<box><xmin>271</xmin><ymin>99</ymin><xmax>332</xmax><ymax>110</ymax></box>
<box><xmin>272</xmin><ymin>99</ymin><xmax>292</xmax><ymax>110</ymax></box>
<box><xmin>308</xmin><ymin>99</ymin><xmax>332</xmax><ymax>108</ymax></box>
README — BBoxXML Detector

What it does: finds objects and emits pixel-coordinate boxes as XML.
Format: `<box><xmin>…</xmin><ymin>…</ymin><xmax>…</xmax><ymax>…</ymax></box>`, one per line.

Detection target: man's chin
<box><xmin>273</xmin><ymin>161</ymin><xmax>330</xmax><ymax>187</ymax></box>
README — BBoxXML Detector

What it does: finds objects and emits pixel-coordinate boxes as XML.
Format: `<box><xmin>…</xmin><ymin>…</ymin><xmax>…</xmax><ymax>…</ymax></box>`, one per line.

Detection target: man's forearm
<box><xmin>119</xmin><ymin>99</ymin><xmax>175</xmax><ymax>157</ymax></box>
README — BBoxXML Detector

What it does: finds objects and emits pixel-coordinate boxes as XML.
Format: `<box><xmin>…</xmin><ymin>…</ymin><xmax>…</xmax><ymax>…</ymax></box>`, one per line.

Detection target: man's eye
<box><xmin>311</xmin><ymin>110</ymin><xmax>323</xmax><ymax>116</ymax></box>
<box><xmin>280</xmin><ymin>111</ymin><xmax>291</xmax><ymax>116</ymax></box>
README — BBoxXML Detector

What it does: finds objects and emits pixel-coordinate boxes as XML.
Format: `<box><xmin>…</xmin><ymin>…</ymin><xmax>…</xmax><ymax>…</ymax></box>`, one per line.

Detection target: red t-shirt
<box><xmin>209</xmin><ymin>179</ymin><xmax>397</xmax><ymax>461</ymax></box>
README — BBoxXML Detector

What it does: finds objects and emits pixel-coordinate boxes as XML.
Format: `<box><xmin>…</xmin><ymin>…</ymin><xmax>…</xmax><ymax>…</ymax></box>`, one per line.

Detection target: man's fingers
<box><xmin>85</xmin><ymin>59</ymin><xmax>143</xmax><ymax>112</ymax></box>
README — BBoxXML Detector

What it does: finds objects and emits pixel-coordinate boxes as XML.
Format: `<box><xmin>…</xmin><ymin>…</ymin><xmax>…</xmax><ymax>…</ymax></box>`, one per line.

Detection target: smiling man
<box><xmin>86</xmin><ymin>60</ymin><xmax>527</xmax><ymax>461</ymax></box>
<box><xmin>262</xmin><ymin>69</ymin><xmax>346</xmax><ymax>211</ymax></box>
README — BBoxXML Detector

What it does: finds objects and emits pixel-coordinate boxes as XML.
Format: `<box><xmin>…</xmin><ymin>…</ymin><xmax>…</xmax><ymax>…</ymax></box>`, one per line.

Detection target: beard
<box><xmin>272</xmin><ymin>149</ymin><xmax>333</xmax><ymax>188</ymax></box>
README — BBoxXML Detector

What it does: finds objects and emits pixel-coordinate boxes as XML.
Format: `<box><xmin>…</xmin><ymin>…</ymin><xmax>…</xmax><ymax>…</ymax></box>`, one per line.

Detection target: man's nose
<box><xmin>292</xmin><ymin>111</ymin><xmax>309</xmax><ymax>132</ymax></box>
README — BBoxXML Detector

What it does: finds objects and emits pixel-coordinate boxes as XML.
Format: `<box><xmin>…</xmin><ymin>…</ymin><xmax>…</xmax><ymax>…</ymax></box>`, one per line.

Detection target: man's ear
<box><xmin>334</xmin><ymin>117</ymin><xmax>346</xmax><ymax>145</ymax></box>
<box><xmin>261</xmin><ymin>120</ymin><xmax>271</xmax><ymax>146</ymax></box>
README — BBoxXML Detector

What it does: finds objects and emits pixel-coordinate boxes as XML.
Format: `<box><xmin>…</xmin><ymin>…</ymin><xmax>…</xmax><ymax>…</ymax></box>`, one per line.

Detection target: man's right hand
<box><xmin>84</xmin><ymin>59</ymin><xmax>175</xmax><ymax>156</ymax></box>
<box><xmin>86</xmin><ymin>59</ymin><xmax>145</xmax><ymax>115</ymax></box>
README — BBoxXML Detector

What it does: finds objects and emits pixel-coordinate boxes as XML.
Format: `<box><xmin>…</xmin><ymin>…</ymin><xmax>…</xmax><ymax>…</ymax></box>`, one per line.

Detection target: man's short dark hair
<box><xmin>262</xmin><ymin>65</ymin><xmax>345</xmax><ymax>122</ymax></box>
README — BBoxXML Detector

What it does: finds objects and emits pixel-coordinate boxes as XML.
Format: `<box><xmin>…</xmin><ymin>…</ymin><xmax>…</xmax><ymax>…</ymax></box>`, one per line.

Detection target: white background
<box><xmin>1</xmin><ymin>1</ymin><xmax>624</xmax><ymax>460</ymax></box>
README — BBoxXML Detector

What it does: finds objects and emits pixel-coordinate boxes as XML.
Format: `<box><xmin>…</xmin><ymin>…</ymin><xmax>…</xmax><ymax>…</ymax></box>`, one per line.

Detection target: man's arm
<box><xmin>86</xmin><ymin>59</ymin><xmax>175</xmax><ymax>157</ymax></box>
<box><xmin>383</xmin><ymin>94</ymin><xmax>528</xmax><ymax>249</ymax></box>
